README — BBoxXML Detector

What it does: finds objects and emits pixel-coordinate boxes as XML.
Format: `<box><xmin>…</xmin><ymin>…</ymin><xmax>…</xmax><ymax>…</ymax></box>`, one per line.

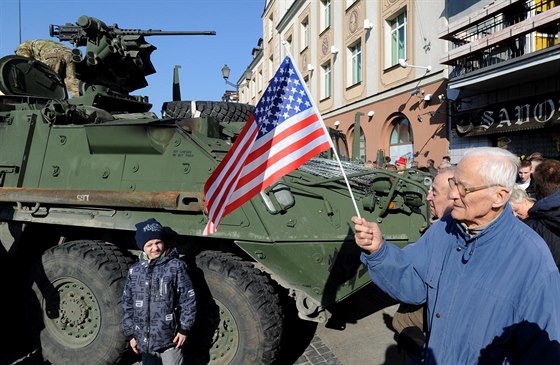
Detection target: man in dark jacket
<box><xmin>515</xmin><ymin>159</ymin><xmax>536</xmax><ymax>199</ymax></box>
<box><xmin>122</xmin><ymin>218</ymin><xmax>196</xmax><ymax>365</ymax></box>
<box><xmin>525</xmin><ymin>159</ymin><xmax>560</xmax><ymax>269</ymax></box>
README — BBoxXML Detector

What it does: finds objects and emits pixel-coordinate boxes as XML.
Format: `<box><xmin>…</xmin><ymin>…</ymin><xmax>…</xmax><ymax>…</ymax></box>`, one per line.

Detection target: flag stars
<box><xmin>253</xmin><ymin>57</ymin><xmax>315</xmax><ymax>139</ymax></box>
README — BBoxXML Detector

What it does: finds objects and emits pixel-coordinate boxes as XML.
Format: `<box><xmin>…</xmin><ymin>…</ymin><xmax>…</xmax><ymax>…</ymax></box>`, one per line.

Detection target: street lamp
<box><xmin>398</xmin><ymin>58</ymin><xmax>432</xmax><ymax>72</ymax></box>
<box><xmin>221</xmin><ymin>64</ymin><xmax>239</xmax><ymax>90</ymax></box>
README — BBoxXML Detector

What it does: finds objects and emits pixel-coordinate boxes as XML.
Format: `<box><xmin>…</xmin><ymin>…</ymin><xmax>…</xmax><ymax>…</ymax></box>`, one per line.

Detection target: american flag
<box><xmin>203</xmin><ymin>55</ymin><xmax>333</xmax><ymax>235</ymax></box>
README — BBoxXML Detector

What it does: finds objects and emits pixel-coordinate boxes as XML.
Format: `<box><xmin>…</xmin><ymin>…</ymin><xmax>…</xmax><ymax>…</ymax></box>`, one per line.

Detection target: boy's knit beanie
<box><xmin>135</xmin><ymin>218</ymin><xmax>164</xmax><ymax>250</ymax></box>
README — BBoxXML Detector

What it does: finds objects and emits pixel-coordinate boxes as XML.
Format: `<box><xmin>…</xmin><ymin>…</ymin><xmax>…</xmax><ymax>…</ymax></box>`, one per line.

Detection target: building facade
<box><xmin>238</xmin><ymin>0</ymin><xmax>450</xmax><ymax>168</ymax></box>
<box><xmin>440</xmin><ymin>0</ymin><xmax>560</xmax><ymax>162</ymax></box>
<box><xmin>235</xmin><ymin>0</ymin><xmax>559</xmax><ymax>165</ymax></box>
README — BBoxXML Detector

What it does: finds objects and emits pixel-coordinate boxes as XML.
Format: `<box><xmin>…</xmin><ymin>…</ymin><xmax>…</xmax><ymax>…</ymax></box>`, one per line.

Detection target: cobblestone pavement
<box><xmin>4</xmin><ymin>337</ymin><xmax>344</xmax><ymax>365</ymax></box>
<box><xmin>294</xmin><ymin>335</ymin><xmax>343</xmax><ymax>365</ymax></box>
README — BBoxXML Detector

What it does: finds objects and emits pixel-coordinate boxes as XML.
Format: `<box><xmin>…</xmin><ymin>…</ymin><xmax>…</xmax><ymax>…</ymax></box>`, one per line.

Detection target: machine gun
<box><xmin>49</xmin><ymin>17</ymin><xmax>216</xmax><ymax>48</ymax></box>
<box><xmin>49</xmin><ymin>15</ymin><xmax>215</xmax><ymax>96</ymax></box>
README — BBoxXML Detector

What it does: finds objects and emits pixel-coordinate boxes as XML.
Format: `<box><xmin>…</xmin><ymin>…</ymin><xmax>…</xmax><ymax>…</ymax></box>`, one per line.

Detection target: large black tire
<box><xmin>186</xmin><ymin>251</ymin><xmax>283</xmax><ymax>365</ymax></box>
<box><xmin>162</xmin><ymin>100</ymin><xmax>254</xmax><ymax>123</ymax></box>
<box><xmin>30</xmin><ymin>240</ymin><xmax>133</xmax><ymax>365</ymax></box>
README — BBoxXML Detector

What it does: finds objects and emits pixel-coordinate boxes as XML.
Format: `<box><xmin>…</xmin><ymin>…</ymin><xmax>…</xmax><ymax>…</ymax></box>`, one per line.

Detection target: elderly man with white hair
<box><xmin>353</xmin><ymin>147</ymin><xmax>560</xmax><ymax>364</ymax></box>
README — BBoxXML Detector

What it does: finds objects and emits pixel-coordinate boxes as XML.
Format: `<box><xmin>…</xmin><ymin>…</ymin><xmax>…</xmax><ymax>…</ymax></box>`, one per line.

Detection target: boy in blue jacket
<box><xmin>122</xmin><ymin>218</ymin><xmax>196</xmax><ymax>365</ymax></box>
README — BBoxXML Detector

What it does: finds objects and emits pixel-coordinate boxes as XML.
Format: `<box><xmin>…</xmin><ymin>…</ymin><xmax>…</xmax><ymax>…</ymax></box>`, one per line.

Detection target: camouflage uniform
<box><xmin>15</xmin><ymin>39</ymin><xmax>80</xmax><ymax>98</ymax></box>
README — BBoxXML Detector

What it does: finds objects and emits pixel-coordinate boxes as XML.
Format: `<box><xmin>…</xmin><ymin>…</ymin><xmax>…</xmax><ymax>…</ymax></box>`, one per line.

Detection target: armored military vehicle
<box><xmin>0</xmin><ymin>16</ymin><xmax>432</xmax><ymax>365</ymax></box>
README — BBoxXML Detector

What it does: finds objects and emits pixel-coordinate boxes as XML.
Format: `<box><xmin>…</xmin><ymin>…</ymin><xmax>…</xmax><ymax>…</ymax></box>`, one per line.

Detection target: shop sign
<box><xmin>455</xmin><ymin>95</ymin><xmax>560</xmax><ymax>136</ymax></box>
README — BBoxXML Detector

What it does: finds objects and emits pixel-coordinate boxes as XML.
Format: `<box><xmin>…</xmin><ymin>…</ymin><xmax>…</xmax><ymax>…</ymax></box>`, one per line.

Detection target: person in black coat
<box><xmin>524</xmin><ymin>159</ymin><xmax>560</xmax><ymax>270</ymax></box>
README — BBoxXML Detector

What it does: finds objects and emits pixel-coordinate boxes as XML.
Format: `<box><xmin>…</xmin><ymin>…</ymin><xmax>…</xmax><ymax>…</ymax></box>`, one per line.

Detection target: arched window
<box><xmin>350</xmin><ymin>126</ymin><xmax>366</xmax><ymax>162</ymax></box>
<box><xmin>389</xmin><ymin>116</ymin><xmax>414</xmax><ymax>166</ymax></box>
<box><xmin>359</xmin><ymin>128</ymin><xmax>366</xmax><ymax>162</ymax></box>
<box><xmin>390</xmin><ymin>117</ymin><xmax>413</xmax><ymax>145</ymax></box>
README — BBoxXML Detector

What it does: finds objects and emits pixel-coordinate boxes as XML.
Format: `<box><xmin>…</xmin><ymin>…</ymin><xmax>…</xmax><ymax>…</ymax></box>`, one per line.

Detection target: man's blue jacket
<box><xmin>361</xmin><ymin>205</ymin><xmax>560</xmax><ymax>364</ymax></box>
<box><xmin>122</xmin><ymin>248</ymin><xmax>196</xmax><ymax>352</ymax></box>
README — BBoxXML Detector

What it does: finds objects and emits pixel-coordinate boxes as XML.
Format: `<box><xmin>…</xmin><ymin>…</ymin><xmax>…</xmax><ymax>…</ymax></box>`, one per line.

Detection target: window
<box><xmin>348</xmin><ymin>41</ymin><xmax>362</xmax><ymax>86</ymax></box>
<box><xmin>268</xmin><ymin>55</ymin><xmax>274</xmax><ymax>81</ymax></box>
<box><xmin>268</xmin><ymin>14</ymin><xmax>274</xmax><ymax>40</ymax></box>
<box><xmin>301</xmin><ymin>17</ymin><xmax>309</xmax><ymax>50</ymax></box>
<box><xmin>390</xmin><ymin>117</ymin><xmax>413</xmax><ymax>144</ymax></box>
<box><xmin>258</xmin><ymin>70</ymin><xmax>263</xmax><ymax>92</ymax></box>
<box><xmin>359</xmin><ymin>129</ymin><xmax>366</xmax><ymax>163</ymax></box>
<box><xmin>349</xmin><ymin>126</ymin><xmax>366</xmax><ymax>162</ymax></box>
<box><xmin>320</xmin><ymin>62</ymin><xmax>331</xmax><ymax>99</ymax></box>
<box><xmin>534</xmin><ymin>0</ymin><xmax>559</xmax><ymax>50</ymax></box>
<box><xmin>285</xmin><ymin>35</ymin><xmax>293</xmax><ymax>56</ymax></box>
<box><xmin>355</xmin><ymin>127</ymin><xmax>366</xmax><ymax>162</ymax></box>
<box><xmin>320</xmin><ymin>0</ymin><xmax>331</xmax><ymax>32</ymax></box>
<box><xmin>389</xmin><ymin>116</ymin><xmax>414</xmax><ymax>166</ymax></box>
<box><xmin>388</xmin><ymin>11</ymin><xmax>407</xmax><ymax>67</ymax></box>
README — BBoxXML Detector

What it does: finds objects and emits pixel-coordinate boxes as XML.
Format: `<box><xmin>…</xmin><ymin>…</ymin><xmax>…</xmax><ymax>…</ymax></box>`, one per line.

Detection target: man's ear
<box><xmin>492</xmin><ymin>187</ymin><xmax>510</xmax><ymax>208</ymax></box>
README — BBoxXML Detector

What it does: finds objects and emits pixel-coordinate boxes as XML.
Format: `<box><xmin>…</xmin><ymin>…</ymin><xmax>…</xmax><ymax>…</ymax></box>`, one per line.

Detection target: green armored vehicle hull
<box><xmin>0</xmin><ymin>16</ymin><xmax>431</xmax><ymax>365</ymax></box>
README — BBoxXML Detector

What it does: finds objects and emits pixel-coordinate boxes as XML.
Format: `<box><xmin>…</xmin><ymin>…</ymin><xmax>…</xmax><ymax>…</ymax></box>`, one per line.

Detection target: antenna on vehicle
<box><xmin>18</xmin><ymin>0</ymin><xmax>22</xmax><ymax>44</ymax></box>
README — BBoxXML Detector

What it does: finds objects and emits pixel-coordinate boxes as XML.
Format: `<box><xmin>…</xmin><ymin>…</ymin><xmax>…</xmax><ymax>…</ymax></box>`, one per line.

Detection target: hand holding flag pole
<box><xmin>203</xmin><ymin>54</ymin><xmax>361</xmax><ymax>235</ymax></box>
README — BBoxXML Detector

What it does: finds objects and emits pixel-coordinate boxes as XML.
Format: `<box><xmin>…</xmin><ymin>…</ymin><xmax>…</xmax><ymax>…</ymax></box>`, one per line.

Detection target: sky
<box><xmin>0</xmin><ymin>0</ymin><xmax>264</xmax><ymax>115</ymax></box>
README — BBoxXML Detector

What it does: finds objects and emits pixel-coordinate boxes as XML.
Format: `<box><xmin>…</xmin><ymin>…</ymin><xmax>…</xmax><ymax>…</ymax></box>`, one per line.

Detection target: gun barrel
<box><xmin>49</xmin><ymin>24</ymin><xmax>84</xmax><ymax>37</ymax></box>
<box><xmin>117</xmin><ymin>29</ymin><xmax>216</xmax><ymax>36</ymax></box>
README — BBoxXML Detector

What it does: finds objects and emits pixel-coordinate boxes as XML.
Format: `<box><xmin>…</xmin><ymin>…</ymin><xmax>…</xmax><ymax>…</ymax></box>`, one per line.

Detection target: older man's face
<box><xmin>427</xmin><ymin>170</ymin><xmax>454</xmax><ymax>219</ymax></box>
<box><xmin>449</xmin><ymin>156</ymin><xmax>504</xmax><ymax>227</ymax></box>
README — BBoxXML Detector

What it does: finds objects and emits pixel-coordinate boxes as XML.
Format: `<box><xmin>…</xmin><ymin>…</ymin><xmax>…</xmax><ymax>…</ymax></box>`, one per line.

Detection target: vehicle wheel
<box><xmin>162</xmin><ymin>100</ymin><xmax>254</xmax><ymax>123</ymax></box>
<box><xmin>186</xmin><ymin>251</ymin><xmax>283</xmax><ymax>365</ymax></box>
<box><xmin>30</xmin><ymin>240</ymin><xmax>133</xmax><ymax>365</ymax></box>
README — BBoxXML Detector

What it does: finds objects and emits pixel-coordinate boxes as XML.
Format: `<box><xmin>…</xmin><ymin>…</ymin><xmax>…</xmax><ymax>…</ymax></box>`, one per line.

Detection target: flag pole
<box><xmin>322</xmin><ymin>123</ymin><xmax>362</xmax><ymax>219</ymax></box>
<box><xmin>281</xmin><ymin>41</ymin><xmax>361</xmax><ymax>219</ymax></box>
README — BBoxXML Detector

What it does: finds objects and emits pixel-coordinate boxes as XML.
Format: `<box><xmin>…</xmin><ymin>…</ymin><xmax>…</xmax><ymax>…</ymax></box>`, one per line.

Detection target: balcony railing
<box><xmin>440</xmin><ymin>0</ymin><xmax>559</xmax><ymax>79</ymax></box>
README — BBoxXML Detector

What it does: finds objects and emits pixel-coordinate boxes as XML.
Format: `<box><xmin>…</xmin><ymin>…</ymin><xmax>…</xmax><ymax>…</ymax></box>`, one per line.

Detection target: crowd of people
<box><xmin>363</xmin><ymin>155</ymin><xmax>452</xmax><ymax>174</ymax></box>
<box><xmin>355</xmin><ymin>147</ymin><xmax>560</xmax><ymax>364</ymax></box>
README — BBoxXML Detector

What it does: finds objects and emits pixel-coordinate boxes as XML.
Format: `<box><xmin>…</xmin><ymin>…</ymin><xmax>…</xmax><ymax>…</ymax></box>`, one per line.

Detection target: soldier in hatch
<box><xmin>15</xmin><ymin>39</ymin><xmax>80</xmax><ymax>98</ymax></box>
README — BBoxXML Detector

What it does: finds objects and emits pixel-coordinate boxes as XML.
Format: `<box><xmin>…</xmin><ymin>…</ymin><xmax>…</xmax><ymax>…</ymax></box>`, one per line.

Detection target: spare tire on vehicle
<box><xmin>162</xmin><ymin>101</ymin><xmax>254</xmax><ymax>123</ymax></box>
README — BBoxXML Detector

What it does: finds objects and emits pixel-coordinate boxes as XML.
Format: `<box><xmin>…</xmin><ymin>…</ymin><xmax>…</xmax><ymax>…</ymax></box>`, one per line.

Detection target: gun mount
<box><xmin>50</xmin><ymin>15</ymin><xmax>215</xmax><ymax>109</ymax></box>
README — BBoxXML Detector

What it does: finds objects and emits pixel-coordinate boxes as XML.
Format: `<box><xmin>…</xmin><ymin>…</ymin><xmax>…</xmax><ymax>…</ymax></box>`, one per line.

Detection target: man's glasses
<box><xmin>448</xmin><ymin>177</ymin><xmax>502</xmax><ymax>197</ymax></box>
